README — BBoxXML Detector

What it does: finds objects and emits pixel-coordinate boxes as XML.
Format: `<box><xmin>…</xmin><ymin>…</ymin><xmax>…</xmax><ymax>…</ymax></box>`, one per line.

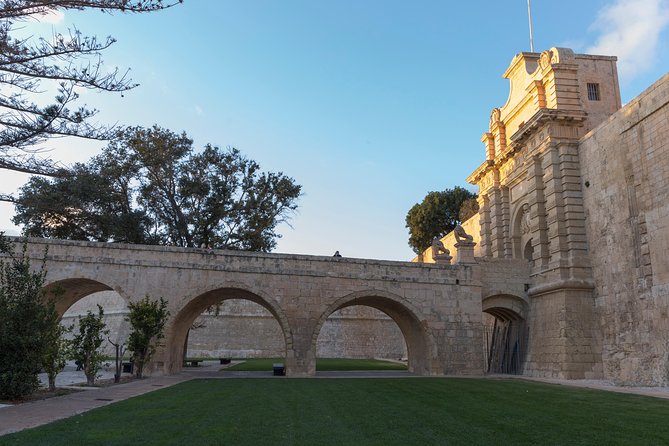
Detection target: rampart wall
<box><xmin>580</xmin><ymin>72</ymin><xmax>669</xmax><ymax>385</ymax></box>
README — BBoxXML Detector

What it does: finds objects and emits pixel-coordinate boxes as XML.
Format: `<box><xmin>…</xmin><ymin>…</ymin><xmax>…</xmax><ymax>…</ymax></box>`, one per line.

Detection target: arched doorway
<box><xmin>313</xmin><ymin>291</ymin><xmax>435</xmax><ymax>375</ymax></box>
<box><xmin>482</xmin><ymin>294</ymin><xmax>528</xmax><ymax>375</ymax></box>
<box><xmin>167</xmin><ymin>287</ymin><xmax>292</xmax><ymax>373</ymax></box>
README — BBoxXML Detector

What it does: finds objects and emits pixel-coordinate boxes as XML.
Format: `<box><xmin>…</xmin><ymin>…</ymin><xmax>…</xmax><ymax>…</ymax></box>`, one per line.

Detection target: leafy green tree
<box><xmin>71</xmin><ymin>305</ymin><xmax>108</xmax><ymax>386</ymax></box>
<box><xmin>458</xmin><ymin>197</ymin><xmax>480</xmax><ymax>223</ymax></box>
<box><xmin>0</xmin><ymin>0</ymin><xmax>181</xmax><ymax>199</ymax></box>
<box><xmin>13</xmin><ymin>125</ymin><xmax>302</xmax><ymax>252</ymax></box>
<box><xmin>14</xmin><ymin>163</ymin><xmax>151</xmax><ymax>243</ymax></box>
<box><xmin>405</xmin><ymin>186</ymin><xmax>477</xmax><ymax>254</ymax></box>
<box><xmin>0</xmin><ymin>234</ymin><xmax>49</xmax><ymax>399</ymax></box>
<box><xmin>126</xmin><ymin>295</ymin><xmax>170</xmax><ymax>378</ymax></box>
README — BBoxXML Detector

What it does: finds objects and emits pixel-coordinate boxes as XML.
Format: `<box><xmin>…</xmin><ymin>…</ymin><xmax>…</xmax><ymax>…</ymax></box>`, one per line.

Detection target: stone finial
<box><xmin>490</xmin><ymin>108</ymin><xmax>502</xmax><ymax>127</ymax></box>
<box><xmin>431</xmin><ymin>237</ymin><xmax>452</xmax><ymax>264</ymax></box>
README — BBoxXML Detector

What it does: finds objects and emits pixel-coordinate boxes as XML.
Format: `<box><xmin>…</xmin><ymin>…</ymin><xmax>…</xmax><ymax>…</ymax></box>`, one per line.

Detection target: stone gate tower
<box><xmin>466</xmin><ymin>48</ymin><xmax>621</xmax><ymax>378</ymax></box>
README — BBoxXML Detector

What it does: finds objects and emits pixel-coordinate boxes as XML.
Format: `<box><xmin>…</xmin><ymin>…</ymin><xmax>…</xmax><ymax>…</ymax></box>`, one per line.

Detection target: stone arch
<box><xmin>166</xmin><ymin>282</ymin><xmax>293</xmax><ymax>374</ymax></box>
<box><xmin>523</xmin><ymin>239</ymin><xmax>534</xmax><ymax>266</ymax></box>
<box><xmin>42</xmin><ymin>278</ymin><xmax>128</xmax><ymax>317</ymax></box>
<box><xmin>312</xmin><ymin>290</ymin><xmax>437</xmax><ymax>376</ymax></box>
<box><xmin>512</xmin><ymin>201</ymin><xmax>532</xmax><ymax>260</ymax></box>
<box><xmin>482</xmin><ymin>293</ymin><xmax>528</xmax><ymax>321</ymax></box>
<box><xmin>482</xmin><ymin>294</ymin><xmax>528</xmax><ymax>375</ymax></box>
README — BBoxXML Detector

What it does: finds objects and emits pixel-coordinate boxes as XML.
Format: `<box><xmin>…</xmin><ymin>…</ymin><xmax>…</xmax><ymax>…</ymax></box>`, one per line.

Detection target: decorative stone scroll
<box><xmin>540</xmin><ymin>47</ymin><xmax>575</xmax><ymax>70</ymax></box>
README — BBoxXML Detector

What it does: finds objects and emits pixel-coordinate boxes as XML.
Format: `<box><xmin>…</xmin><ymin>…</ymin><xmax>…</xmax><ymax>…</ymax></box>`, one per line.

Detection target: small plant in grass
<box><xmin>126</xmin><ymin>295</ymin><xmax>169</xmax><ymax>378</ymax></box>
<box><xmin>71</xmin><ymin>305</ymin><xmax>109</xmax><ymax>386</ymax></box>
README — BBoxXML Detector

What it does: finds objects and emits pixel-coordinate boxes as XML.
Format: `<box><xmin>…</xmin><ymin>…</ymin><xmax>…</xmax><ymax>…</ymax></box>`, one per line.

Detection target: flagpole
<box><xmin>527</xmin><ymin>0</ymin><xmax>535</xmax><ymax>52</ymax></box>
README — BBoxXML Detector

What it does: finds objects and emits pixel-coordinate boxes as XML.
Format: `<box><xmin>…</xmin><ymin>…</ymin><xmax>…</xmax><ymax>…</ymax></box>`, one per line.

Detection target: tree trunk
<box><xmin>48</xmin><ymin>373</ymin><xmax>56</xmax><ymax>392</ymax></box>
<box><xmin>135</xmin><ymin>358</ymin><xmax>144</xmax><ymax>379</ymax></box>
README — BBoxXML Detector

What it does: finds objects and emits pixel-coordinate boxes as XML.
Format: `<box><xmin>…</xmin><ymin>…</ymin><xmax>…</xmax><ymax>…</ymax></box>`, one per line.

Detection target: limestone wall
<box><xmin>186</xmin><ymin>302</ymin><xmax>406</xmax><ymax>359</ymax></box>
<box><xmin>579</xmin><ymin>72</ymin><xmax>669</xmax><ymax>385</ymax></box>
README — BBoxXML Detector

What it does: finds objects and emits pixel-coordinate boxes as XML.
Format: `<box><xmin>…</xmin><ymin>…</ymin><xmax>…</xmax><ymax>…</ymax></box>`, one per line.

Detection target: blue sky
<box><xmin>1</xmin><ymin>0</ymin><xmax>668</xmax><ymax>260</ymax></box>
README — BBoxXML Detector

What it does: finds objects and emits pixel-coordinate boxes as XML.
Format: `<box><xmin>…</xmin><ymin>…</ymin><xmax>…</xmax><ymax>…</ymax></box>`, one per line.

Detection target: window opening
<box><xmin>587</xmin><ymin>83</ymin><xmax>600</xmax><ymax>101</ymax></box>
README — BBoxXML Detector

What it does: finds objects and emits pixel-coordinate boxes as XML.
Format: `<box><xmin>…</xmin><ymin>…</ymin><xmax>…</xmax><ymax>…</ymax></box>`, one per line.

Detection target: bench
<box><xmin>185</xmin><ymin>360</ymin><xmax>201</xmax><ymax>367</ymax></box>
<box><xmin>273</xmin><ymin>363</ymin><xmax>285</xmax><ymax>376</ymax></box>
<box><xmin>219</xmin><ymin>358</ymin><xmax>231</xmax><ymax>365</ymax></box>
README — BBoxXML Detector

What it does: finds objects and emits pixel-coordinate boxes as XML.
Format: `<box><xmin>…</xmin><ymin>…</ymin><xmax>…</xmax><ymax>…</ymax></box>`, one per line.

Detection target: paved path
<box><xmin>0</xmin><ymin>372</ymin><xmax>194</xmax><ymax>436</ymax></box>
<box><xmin>494</xmin><ymin>374</ymin><xmax>669</xmax><ymax>400</ymax></box>
<box><xmin>3</xmin><ymin>363</ymin><xmax>669</xmax><ymax>437</ymax></box>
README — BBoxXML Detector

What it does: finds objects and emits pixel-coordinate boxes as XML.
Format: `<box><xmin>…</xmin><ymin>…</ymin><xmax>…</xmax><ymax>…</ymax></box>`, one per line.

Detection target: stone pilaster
<box><xmin>527</xmin><ymin>154</ymin><xmax>550</xmax><ymax>270</ymax></box>
<box><xmin>478</xmin><ymin>193</ymin><xmax>492</xmax><ymax>257</ymax></box>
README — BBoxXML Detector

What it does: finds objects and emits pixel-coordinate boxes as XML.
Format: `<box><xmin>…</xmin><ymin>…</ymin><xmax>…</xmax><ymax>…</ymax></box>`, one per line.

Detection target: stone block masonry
<box><xmin>579</xmin><ymin>72</ymin><xmax>669</xmax><ymax>385</ymax></box>
<box><xmin>11</xmin><ymin>237</ymin><xmax>521</xmax><ymax>377</ymax></box>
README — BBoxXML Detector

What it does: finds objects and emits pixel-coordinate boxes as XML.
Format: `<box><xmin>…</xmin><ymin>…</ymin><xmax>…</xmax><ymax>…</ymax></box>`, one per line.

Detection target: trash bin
<box><xmin>273</xmin><ymin>363</ymin><xmax>285</xmax><ymax>376</ymax></box>
<box><xmin>122</xmin><ymin>362</ymin><xmax>134</xmax><ymax>374</ymax></box>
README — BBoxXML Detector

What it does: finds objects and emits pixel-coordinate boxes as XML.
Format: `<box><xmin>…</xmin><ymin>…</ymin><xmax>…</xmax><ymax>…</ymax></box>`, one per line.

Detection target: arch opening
<box><xmin>186</xmin><ymin>299</ymin><xmax>285</xmax><ymax>360</ymax></box>
<box><xmin>43</xmin><ymin>278</ymin><xmax>114</xmax><ymax>317</ymax></box>
<box><xmin>313</xmin><ymin>292</ymin><xmax>435</xmax><ymax>376</ymax></box>
<box><xmin>168</xmin><ymin>287</ymin><xmax>291</xmax><ymax>374</ymax></box>
<box><xmin>42</xmin><ymin>279</ymin><xmax>131</xmax><ymax>380</ymax></box>
<box><xmin>523</xmin><ymin>239</ymin><xmax>534</xmax><ymax>266</ymax></box>
<box><xmin>512</xmin><ymin>201</ymin><xmax>533</xmax><ymax>264</ymax></box>
<box><xmin>316</xmin><ymin>305</ymin><xmax>407</xmax><ymax>364</ymax></box>
<box><xmin>61</xmin><ymin>291</ymin><xmax>131</xmax><ymax>358</ymax></box>
<box><xmin>482</xmin><ymin>294</ymin><xmax>528</xmax><ymax>375</ymax></box>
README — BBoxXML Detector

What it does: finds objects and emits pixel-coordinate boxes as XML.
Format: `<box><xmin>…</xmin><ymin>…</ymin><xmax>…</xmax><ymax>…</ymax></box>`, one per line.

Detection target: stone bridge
<box><xmin>12</xmin><ymin>238</ymin><xmax>530</xmax><ymax>377</ymax></box>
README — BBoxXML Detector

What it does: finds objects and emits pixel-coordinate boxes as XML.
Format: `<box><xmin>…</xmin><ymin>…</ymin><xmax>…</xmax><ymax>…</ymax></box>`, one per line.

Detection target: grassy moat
<box><xmin>3</xmin><ymin>378</ymin><xmax>669</xmax><ymax>445</ymax></box>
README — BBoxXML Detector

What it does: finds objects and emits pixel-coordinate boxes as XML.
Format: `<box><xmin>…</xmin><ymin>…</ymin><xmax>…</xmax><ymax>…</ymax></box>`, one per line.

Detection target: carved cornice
<box><xmin>466</xmin><ymin>160</ymin><xmax>494</xmax><ymax>185</ymax></box>
<box><xmin>509</xmin><ymin>108</ymin><xmax>587</xmax><ymax>145</ymax></box>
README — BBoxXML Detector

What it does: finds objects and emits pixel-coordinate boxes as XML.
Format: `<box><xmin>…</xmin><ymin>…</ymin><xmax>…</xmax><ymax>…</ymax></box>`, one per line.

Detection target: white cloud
<box><xmin>194</xmin><ymin>105</ymin><xmax>204</xmax><ymax>116</ymax></box>
<box><xmin>586</xmin><ymin>0</ymin><xmax>669</xmax><ymax>80</ymax></box>
<box><xmin>32</xmin><ymin>9</ymin><xmax>65</xmax><ymax>24</ymax></box>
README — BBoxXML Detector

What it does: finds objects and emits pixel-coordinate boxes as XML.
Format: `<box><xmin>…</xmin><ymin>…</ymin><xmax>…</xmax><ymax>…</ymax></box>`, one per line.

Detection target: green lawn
<box><xmin>224</xmin><ymin>357</ymin><xmax>407</xmax><ymax>371</ymax></box>
<box><xmin>2</xmin><ymin>378</ymin><xmax>669</xmax><ymax>445</ymax></box>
